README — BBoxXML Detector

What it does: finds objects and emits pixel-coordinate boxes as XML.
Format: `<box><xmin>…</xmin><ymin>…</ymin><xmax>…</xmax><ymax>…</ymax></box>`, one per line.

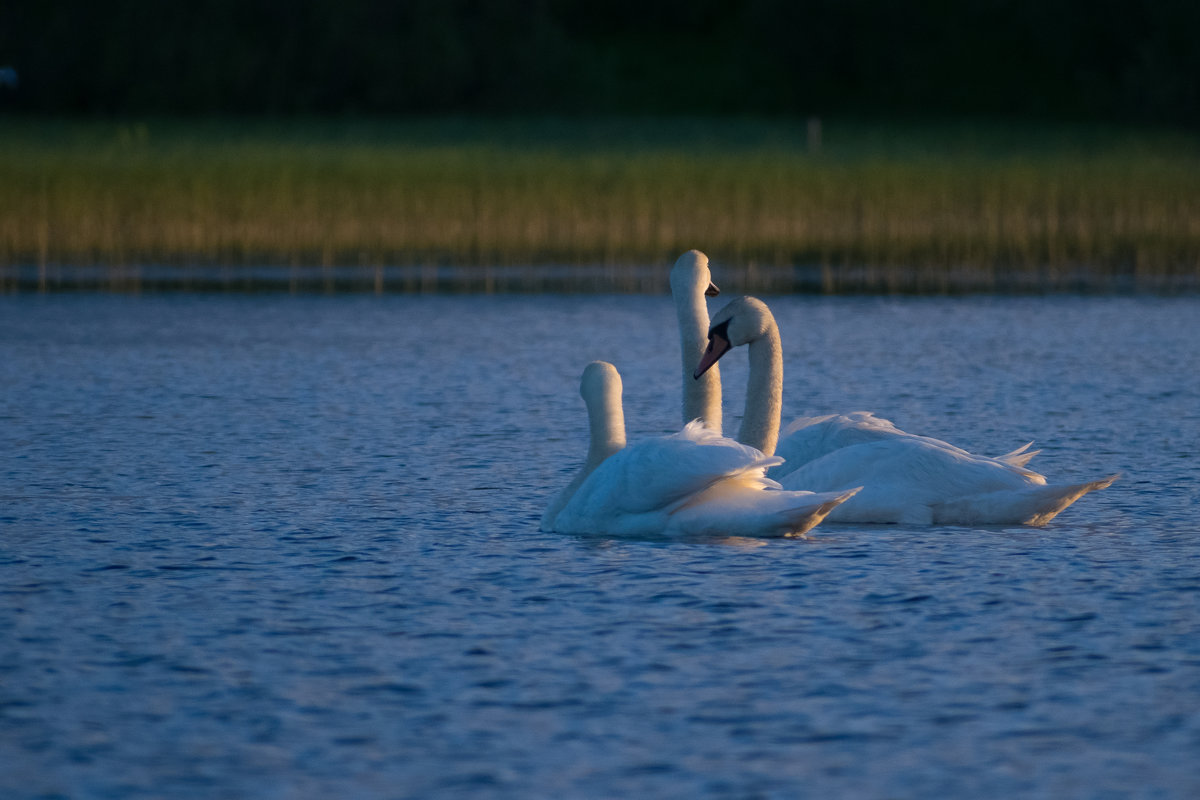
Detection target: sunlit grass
<box><xmin>2</xmin><ymin>117</ymin><xmax>1198</xmax><ymax>290</ymax></box>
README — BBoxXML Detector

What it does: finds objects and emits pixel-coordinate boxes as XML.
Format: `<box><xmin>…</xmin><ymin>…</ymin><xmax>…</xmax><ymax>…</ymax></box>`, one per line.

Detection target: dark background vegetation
<box><xmin>3</xmin><ymin>0</ymin><xmax>1199</xmax><ymax>122</ymax></box>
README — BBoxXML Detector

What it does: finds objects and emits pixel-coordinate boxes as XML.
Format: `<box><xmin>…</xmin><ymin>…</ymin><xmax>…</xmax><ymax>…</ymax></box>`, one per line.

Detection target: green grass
<box><xmin>2</xmin><ymin>116</ymin><xmax>1198</xmax><ymax>290</ymax></box>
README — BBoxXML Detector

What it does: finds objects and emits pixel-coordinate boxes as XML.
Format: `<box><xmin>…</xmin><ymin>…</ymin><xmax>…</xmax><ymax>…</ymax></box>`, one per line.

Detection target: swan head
<box><xmin>670</xmin><ymin>250</ymin><xmax>720</xmax><ymax>299</ymax></box>
<box><xmin>580</xmin><ymin>360</ymin><xmax>622</xmax><ymax>408</ymax></box>
<box><xmin>694</xmin><ymin>296</ymin><xmax>776</xmax><ymax>378</ymax></box>
<box><xmin>580</xmin><ymin>361</ymin><xmax>626</xmax><ymax>457</ymax></box>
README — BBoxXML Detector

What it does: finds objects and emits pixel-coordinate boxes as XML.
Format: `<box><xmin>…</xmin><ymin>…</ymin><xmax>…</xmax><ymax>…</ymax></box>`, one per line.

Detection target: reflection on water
<box><xmin>1</xmin><ymin>292</ymin><xmax>1198</xmax><ymax>798</ymax></box>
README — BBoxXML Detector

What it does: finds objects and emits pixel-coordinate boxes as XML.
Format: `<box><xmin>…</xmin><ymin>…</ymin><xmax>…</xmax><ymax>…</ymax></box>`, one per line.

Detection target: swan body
<box><xmin>542</xmin><ymin>361</ymin><xmax>859</xmax><ymax>537</ymax></box>
<box><xmin>695</xmin><ymin>296</ymin><xmax>1117</xmax><ymax>526</ymax></box>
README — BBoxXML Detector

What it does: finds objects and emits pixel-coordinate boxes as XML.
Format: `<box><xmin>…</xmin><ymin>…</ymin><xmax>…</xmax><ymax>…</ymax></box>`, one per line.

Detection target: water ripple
<box><xmin>1</xmin><ymin>294</ymin><xmax>1199</xmax><ymax>798</ymax></box>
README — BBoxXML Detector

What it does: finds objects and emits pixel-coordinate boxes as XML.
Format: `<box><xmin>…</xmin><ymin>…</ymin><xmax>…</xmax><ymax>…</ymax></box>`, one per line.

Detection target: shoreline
<box><xmin>3</xmin><ymin>117</ymin><xmax>1197</xmax><ymax>286</ymax></box>
<box><xmin>4</xmin><ymin>262</ymin><xmax>1196</xmax><ymax>295</ymax></box>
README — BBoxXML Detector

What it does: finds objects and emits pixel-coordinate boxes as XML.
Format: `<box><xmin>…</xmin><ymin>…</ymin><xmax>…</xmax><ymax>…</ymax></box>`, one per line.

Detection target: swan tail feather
<box><xmin>774</xmin><ymin>486</ymin><xmax>862</xmax><ymax>537</ymax></box>
<box><xmin>672</xmin><ymin>487</ymin><xmax>861</xmax><ymax>538</ymax></box>
<box><xmin>1020</xmin><ymin>474</ymin><xmax>1118</xmax><ymax>526</ymax></box>
<box><xmin>933</xmin><ymin>474</ymin><xmax>1118</xmax><ymax>526</ymax></box>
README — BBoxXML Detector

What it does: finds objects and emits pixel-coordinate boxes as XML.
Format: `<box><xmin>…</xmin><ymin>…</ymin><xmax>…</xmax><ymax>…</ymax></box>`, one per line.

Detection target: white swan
<box><xmin>542</xmin><ymin>361</ymin><xmax>859</xmax><ymax>537</ymax></box>
<box><xmin>540</xmin><ymin>360</ymin><xmax>627</xmax><ymax>530</ymax></box>
<box><xmin>674</xmin><ymin>250</ymin><xmax>1036</xmax><ymax>475</ymax></box>
<box><xmin>694</xmin><ymin>297</ymin><xmax>1117</xmax><ymax>526</ymax></box>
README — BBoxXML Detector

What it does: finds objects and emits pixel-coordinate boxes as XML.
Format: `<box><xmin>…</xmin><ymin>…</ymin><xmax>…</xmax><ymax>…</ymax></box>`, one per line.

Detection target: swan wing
<box><xmin>597</xmin><ymin>421</ymin><xmax>783</xmax><ymax>513</ymax></box>
<box><xmin>553</xmin><ymin>422</ymin><xmax>784</xmax><ymax>533</ymax></box>
<box><xmin>771</xmin><ymin>411</ymin><xmax>1041</xmax><ymax>479</ymax></box>
<box><xmin>779</xmin><ymin>437</ymin><xmax>1054</xmax><ymax>524</ymax></box>
<box><xmin>771</xmin><ymin>412</ymin><xmax>921</xmax><ymax>477</ymax></box>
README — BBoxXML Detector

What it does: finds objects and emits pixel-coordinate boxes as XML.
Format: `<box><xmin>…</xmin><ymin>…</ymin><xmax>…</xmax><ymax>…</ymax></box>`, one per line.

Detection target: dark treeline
<box><xmin>3</xmin><ymin>0</ymin><xmax>1198</xmax><ymax>122</ymax></box>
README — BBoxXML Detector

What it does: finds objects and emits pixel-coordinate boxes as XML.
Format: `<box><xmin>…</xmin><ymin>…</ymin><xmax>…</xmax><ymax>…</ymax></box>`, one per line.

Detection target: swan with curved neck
<box><xmin>670</xmin><ymin>250</ymin><xmax>722</xmax><ymax>433</ymax></box>
<box><xmin>694</xmin><ymin>296</ymin><xmax>1117</xmax><ymax>526</ymax></box>
<box><xmin>687</xmin><ymin>271</ymin><xmax>1040</xmax><ymax>475</ymax></box>
<box><xmin>694</xmin><ymin>296</ymin><xmax>782</xmax><ymax>456</ymax></box>
<box><xmin>542</xmin><ymin>360</ymin><xmax>858</xmax><ymax>537</ymax></box>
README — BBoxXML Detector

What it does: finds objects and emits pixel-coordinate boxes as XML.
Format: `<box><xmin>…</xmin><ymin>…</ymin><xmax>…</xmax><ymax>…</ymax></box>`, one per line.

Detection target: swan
<box><xmin>671</xmin><ymin>250</ymin><xmax>722</xmax><ymax>433</ymax></box>
<box><xmin>694</xmin><ymin>296</ymin><xmax>1117</xmax><ymax>526</ymax></box>
<box><xmin>541</xmin><ymin>361</ymin><xmax>859</xmax><ymax>537</ymax></box>
<box><xmin>540</xmin><ymin>360</ymin><xmax>627</xmax><ymax>530</ymax></box>
<box><xmin>673</xmin><ymin>250</ymin><xmax>1034</xmax><ymax>474</ymax></box>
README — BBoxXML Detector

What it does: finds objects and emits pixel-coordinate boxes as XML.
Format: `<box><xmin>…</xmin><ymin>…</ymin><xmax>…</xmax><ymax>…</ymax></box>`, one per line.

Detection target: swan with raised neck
<box><xmin>542</xmin><ymin>360</ymin><xmax>858</xmax><ymax>537</ymax></box>
<box><xmin>670</xmin><ymin>249</ymin><xmax>722</xmax><ymax>433</ymax></box>
<box><xmin>540</xmin><ymin>361</ymin><xmax>626</xmax><ymax>530</ymax></box>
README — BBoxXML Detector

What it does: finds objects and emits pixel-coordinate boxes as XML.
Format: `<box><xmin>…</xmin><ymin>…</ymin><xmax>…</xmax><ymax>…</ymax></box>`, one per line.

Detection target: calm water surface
<box><xmin>2</xmin><ymin>293</ymin><xmax>1199</xmax><ymax>798</ymax></box>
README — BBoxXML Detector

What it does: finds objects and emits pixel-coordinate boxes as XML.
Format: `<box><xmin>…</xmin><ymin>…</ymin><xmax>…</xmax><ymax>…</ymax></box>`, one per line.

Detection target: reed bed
<box><xmin>2</xmin><ymin>117</ymin><xmax>1198</xmax><ymax>292</ymax></box>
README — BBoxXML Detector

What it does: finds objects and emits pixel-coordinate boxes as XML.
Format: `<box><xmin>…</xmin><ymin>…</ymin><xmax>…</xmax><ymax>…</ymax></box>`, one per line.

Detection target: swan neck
<box><xmin>739</xmin><ymin>324</ymin><xmax>782</xmax><ymax>456</ymax></box>
<box><xmin>586</xmin><ymin>392</ymin><xmax>626</xmax><ymax>469</ymax></box>
<box><xmin>541</xmin><ymin>382</ymin><xmax>625</xmax><ymax>530</ymax></box>
<box><xmin>677</xmin><ymin>290</ymin><xmax>721</xmax><ymax>433</ymax></box>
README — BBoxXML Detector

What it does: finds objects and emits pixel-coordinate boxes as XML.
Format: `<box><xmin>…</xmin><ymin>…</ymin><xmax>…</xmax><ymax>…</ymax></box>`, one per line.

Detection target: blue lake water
<box><xmin>2</xmin><ymin>292</ymin><xmax>1199</xmax><ymax>798</ymax></box>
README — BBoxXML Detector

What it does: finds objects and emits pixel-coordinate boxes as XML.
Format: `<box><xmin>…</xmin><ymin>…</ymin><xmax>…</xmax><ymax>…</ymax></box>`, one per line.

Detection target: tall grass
<box><xmin>2</xmin><ymin>117</ymin><xmax>1198</xmax><ymax>291</ymax></box>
